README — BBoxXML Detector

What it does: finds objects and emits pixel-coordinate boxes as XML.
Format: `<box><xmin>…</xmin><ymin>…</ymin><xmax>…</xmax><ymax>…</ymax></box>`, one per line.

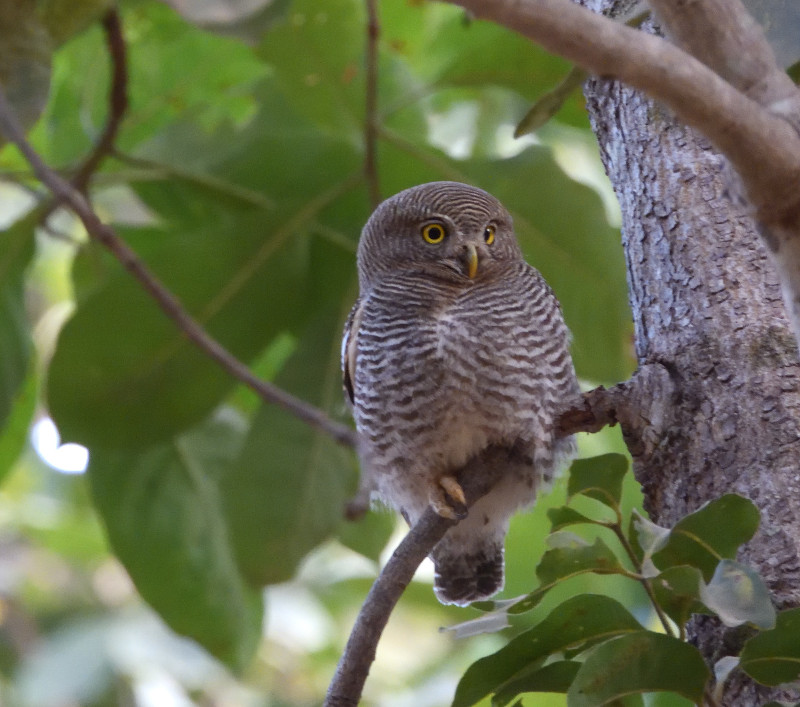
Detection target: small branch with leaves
<box><xmin>0</xmin><ymin>84</ymin><xmax>356</xmax><ymax>448</ymax></box>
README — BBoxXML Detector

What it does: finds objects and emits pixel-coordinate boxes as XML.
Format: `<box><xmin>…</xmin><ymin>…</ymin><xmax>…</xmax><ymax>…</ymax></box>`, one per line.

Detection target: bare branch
<box><xmin>0</xmin><ymin>85</ymin><xmax>357</xmax><ymax>449</ymax></box>
<box><xmin>647</xmin><ymin>0</ymin><xmax>799</xmax><ymax>111</ymax></box>
<box><xmin>556</xmin><ymin>385</ymin><xmax>622</xmax><ymax>437</ymax></box>
<box><xmin>324</xmin><ymin>444</ymin><xmax>523</xmax><ymax>707</ymax></box>
<box><xmin>364</xmin><ymin>0</ymin><xmax>381</xmax><ymax>209</ymax></box>
<box><xmin>71</xmin><ymin>8</ymin><xmax>129</xmax><ymax>194</ymax></box>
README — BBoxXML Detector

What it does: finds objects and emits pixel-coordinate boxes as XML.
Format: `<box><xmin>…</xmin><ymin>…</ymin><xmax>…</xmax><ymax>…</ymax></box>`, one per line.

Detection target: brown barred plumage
<box><xmin>342</xmin><ymin>182</ymin><xmax>579</xmax><ymax>605</ymax></box>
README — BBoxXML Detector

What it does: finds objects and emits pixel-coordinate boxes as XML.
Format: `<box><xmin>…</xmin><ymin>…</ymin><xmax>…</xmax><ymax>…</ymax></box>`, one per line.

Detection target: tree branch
<box><xmin>71</xmin><ymin>8</ymin><xmax>129</xmax><ymax>194</ymax></box>
<box><xmin>0</xmin><ymin>85</ymin><xmax>357</xmax><ymax>449</ymax></box>
<box><xmin>324</xmin><ymin>444</ymin><xmax>525</xmax><ymax>707</ymax></box>
<box><xmin>647</xmin><ymin>0</ymin><xmax>799</xmax><ymax>113</ymax></box>
<box><xmin>364</xmin><ymin>0</ymin><xmax>381</xmax><ymax>209</ymax></box>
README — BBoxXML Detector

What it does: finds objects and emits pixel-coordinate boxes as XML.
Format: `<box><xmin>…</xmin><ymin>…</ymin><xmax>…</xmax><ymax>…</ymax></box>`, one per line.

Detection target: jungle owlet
<box><xmin>342</xmin><ymin>182</ymin><xmax>579</xmax><ymax>606</ymax></box>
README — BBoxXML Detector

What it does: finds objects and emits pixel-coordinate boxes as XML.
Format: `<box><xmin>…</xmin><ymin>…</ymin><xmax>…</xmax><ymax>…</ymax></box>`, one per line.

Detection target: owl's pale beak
<box><xmin>464</xmin><ymin>243</ymin><xmax>478</xmax><ymax>279</ymax></box>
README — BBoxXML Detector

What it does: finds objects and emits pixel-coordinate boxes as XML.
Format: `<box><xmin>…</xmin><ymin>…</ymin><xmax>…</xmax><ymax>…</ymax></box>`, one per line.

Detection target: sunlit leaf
<box><xmin>0</xmin><ymin>369</ymin><xmax>37</xmax><ymax>482</ymax></box>
<box><xmin>452</xmin><ymin>594</ymin><xmax>642</xmax><ymax>707</ymax></box>
<box><xmin>220</xmin><ymin>310</ymin><xmax>357</xmax><ymax>585</ymax></box>
<box><xmin>740</xmin><ymin>607</ymin><xmax>800</xmax><ymax>686</ymax></box>
<box><xmin>699</xmin><ymin>559</ymin><xmax>775</xmax><ymax>629</ymax></box>
<box><xmin>0</xmin><ymin>214</ymin><xmax>36</xmax><ymax>439</ymax></box>
<box><xmin>508</xmin><ymin>536</ymin><xmax>627</xmax><ymax>615</ymax></box>
<box><xmin>567</xmin><ymin>453</ymin><xmax>628</xmax><ymax>509</ymax></box>
<box><xmin>547</xmin><ymin>506</ymin><xmax>599</xmax><ymax>532</ymax></box>
<box><xmin>88</xmin><ymin>411</ymin><xmax>262</xmax><ymax>670</ymax></box>
<box><xmin>442</xmin><ymin>609</ymin><xmax>511</xmax><ymax>640</ymax></box>
<box><xmin>652</xmin><ymin>494</ymin><xmax>760</xmax><ymax>580</ymax></box>
<box><xmin>567</xmin><ymin>632</ymin><xmax>710</xmax><ymax>706</ymax></box>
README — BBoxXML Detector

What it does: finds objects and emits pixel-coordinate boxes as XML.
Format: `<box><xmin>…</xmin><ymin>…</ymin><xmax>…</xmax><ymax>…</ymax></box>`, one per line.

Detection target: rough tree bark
<box><xmin>582</xmin><ymin>3</ymin><xmax>800</xmax><ymax>703</ymax></box>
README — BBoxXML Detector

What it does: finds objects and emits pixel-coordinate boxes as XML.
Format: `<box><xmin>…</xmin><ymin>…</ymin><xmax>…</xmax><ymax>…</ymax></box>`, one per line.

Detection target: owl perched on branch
<box><xmin>342</xmin><ymin>182</ymin><xmax>579</xmax><ymax>606</ymax></box>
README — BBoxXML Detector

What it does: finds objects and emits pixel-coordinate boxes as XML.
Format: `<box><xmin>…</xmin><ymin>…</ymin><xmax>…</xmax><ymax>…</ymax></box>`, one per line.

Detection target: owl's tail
<box><xmin>431</xmin><ymin>533</ymin><xmax>504</xmax><ymax>606</ymax></box>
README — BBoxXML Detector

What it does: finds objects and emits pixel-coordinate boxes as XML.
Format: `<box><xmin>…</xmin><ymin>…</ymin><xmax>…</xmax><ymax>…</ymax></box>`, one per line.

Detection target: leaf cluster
<box><xmin>451</xmin><ymin>454</ymin><xmax>800</xmax><ymax>707</ymax></box>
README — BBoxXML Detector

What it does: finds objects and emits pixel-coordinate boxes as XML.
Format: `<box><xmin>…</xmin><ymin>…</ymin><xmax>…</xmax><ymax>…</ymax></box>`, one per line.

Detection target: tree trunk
<box><xmin>582</xmin><ymin>4</ymin><xmax>800</xmax><ymax>703</ymax></box>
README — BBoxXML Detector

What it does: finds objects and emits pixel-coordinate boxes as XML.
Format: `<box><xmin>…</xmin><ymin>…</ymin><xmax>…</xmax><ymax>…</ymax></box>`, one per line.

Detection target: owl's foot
<box><xmin>430</xmin><ymin>475</ymin><xmax>468</xmax><ymax>520</ymax></box>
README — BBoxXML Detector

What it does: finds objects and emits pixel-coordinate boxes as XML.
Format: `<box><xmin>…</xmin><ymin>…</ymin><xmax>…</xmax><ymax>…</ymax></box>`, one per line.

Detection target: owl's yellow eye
<box><xmin>422</xmin><ymin>223</ymin><xmax>446</xmax><ymax>244</ymax></box>
<box><xmin>484</xmin><ymin>225</ymin><xmax>496</xmax><ymax>245</ymax></box>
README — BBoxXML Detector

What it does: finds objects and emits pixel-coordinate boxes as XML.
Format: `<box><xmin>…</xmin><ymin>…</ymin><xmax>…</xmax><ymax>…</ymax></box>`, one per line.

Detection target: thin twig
<box><xmin>609</xmin><ymin>522</ymin><xmax>675</xmax><ymax>638</ymax></box>
<box><xmin>364</xmin><ymin>0</ymin><xmax>381</xmax><ymax>209</ymax></box>
<box><xmin>0</xmin><ymin>86</ymin><xmax>357</xmax><ymax>448</ymax></box>
<box><xmin>71</xmin><ymin>9</ymin><xmax>129</xmax><ymax>194</ymax></box>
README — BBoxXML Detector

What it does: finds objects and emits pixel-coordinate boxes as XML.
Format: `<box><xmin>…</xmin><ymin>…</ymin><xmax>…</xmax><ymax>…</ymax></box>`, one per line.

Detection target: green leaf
<box><xmin>0</xmin><ymin>214</ymin><xmax>36</xmax><ymax>437</ymax></box>
<box><xmin>493</xmin><ymin>660</ymin><xmax>581</xmax><ymax>705</ymax></box>
<box><xmin>220</xmin><ymin>309</ymin><xmax>357</xmax><ymax>585</ymax></box>
<box><xmin>548</xmin><ymin>506</ymin><xmax>600</xmax><ymax>532</ymax></box>
<box><xmin>538</xmin><ymin>535</ymin><xmax>625</xmax><ymax>585</ymax></box>
<box><xmin>567</xmin><ymin>632</ymin><xmax>710</xmax><ymax>706</ymax></box>
<box><xmin>567</xmin><ymin>454</ymin><xmax>628</xmax><ymax>509</ymax></box>
<box><xmin>0</xmin><ymin>0</ymin><xmax>51</xmax><ymax>138</ymax></box>
<box><xmin>699</xmin><ymin>559</ymin><xmax>775</xmax><ymax>629</ymax></box>
<box><xmin>740</xmin><ymin>607</ymin><xmax>800</xmax><ymax>686</ymax></box>
<box><xmin>508</xmin><ymin>535</ymin><xmax>626</xmax><ymax>615</ymax></box>
<box><xmin>337</xmin><ymin>509</ymin><xmax>395</xmax><ymax>563</ymax></box>
<box><xmin>0</xmin><ymin>370</ymin><xmax>38</xmax><ymax>483</ymax></box>
<box><xmin>88</xmin><ymin>412</ymin><xmax>262</xmax><ymax>671</ymax></box>
<box><xmin>652</xmin><ymin>494</ymin><xmax>760</xmax><ymax>580</ymax></box>
<box><xmin>256</xmin><ymin>0</ymin><xmax>365</xmax><ymax>135</ymax></box>
<box><xmin>514</xmin><ymin>66</ymin><xmax>588</xmax><ymax>137</ymax></box>
<box><xmin>651</xmin><ymin>566</ymin><xmax>707</xmax><ymax>628</ymax></box>
<box><xmin>453</xmin><ymin>594</ymin><xmax>642</xmax><ymax>707</ymax></box>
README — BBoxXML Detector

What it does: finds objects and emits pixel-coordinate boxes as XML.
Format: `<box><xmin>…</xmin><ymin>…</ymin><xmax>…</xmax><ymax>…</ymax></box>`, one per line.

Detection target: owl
<box><xmin>342</xmin><ymin>181</ymin><xmax>579</xmax><ymax>606</ymax></box>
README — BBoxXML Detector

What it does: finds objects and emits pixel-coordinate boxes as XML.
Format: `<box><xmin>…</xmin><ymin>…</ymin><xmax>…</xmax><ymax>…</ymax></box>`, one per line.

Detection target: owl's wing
<box><xmin>341</xmin><ymin>298</ymin><xmax>364</xmax><ymax>406</ymax></box>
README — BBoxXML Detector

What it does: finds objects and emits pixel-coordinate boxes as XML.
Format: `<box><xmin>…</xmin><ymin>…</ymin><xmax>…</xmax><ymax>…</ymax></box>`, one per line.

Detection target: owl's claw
<box><xmin>430</xmin><ymin>475</ymin><xmax>468</xmax><ymax>520</ymax></box>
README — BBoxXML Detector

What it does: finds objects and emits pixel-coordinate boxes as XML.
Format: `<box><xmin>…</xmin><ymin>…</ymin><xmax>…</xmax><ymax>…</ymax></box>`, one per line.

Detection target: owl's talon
<box><xmin>430</xmin><ymin>476</ymin><xmax>468</xmax><ymax>520</ymax></box>
<box><xmin>440</xmin><ymin>475</ymin><xmax>467</xmax><ymax>507</ymax></box>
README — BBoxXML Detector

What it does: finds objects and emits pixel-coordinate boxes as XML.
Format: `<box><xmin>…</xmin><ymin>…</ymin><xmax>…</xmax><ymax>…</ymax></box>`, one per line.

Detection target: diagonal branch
<box><xmin>324</xmin><ymin>444</ymin><xmax>525</xmax><ymax>707</ymax></box>
<box><xmin>0</xmin><ymin>85</ymin><xmax>357</xmax><ymax>449</ymax></box>
<box><xmin>71</xmin><ymin>8</ymin><xmax>129</xmax><ymax>194</ymax></box>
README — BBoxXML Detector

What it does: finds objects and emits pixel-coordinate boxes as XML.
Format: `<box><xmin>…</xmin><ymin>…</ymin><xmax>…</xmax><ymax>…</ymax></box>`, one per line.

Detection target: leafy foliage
<box><xmin>452</xmin><ymin>455</ymin><xmax>796</xmax><ymax>706</ymax></box>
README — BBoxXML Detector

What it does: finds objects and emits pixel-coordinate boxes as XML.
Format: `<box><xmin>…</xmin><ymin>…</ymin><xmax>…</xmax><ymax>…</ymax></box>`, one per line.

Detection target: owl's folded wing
<box><xmin>341</xmin><ymin>297</ymin><xmax>364</xmax><ymax>406</ymax></box>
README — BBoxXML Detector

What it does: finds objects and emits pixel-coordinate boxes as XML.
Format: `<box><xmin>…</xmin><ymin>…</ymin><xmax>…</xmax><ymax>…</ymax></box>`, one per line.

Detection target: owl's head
<box><xmin>356</xmin><ymin>181</ymin><xmax>522</xmax><ymax>291</ymax></box>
